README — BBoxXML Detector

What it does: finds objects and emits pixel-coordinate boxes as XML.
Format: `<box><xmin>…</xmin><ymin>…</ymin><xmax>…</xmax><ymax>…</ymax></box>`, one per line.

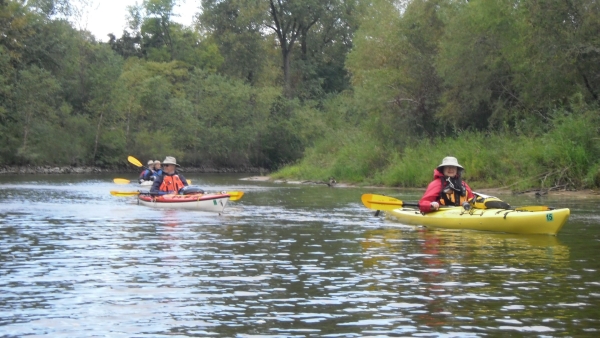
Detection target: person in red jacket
<box><xmin>418</xmin><ymin>156</ymin><xmax>474</xmax><ymax>213</ymax></box>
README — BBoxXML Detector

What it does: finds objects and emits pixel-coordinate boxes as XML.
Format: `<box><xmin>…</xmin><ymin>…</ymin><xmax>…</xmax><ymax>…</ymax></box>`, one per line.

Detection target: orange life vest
<box><xmin>439</xmin><ymin>191</ymin><xmax>469</xmax><ymax>206</ymax></box>
<box><xmin>159</xmin><ymin>174</ymin><xmax>185</xmax><ymax>193</ymax></box>
<box><xmin>439</xmin><ymin>177</ymin><xmax>468</xmax><ymax>206</ymax></box>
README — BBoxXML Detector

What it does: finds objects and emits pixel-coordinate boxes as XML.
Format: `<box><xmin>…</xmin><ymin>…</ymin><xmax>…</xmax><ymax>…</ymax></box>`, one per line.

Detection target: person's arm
<box><xmin>150</xmin><ymin>175</ymin><xmax>163</xmax><ymax>193</ymax></box>
<box><xmin>463</xmin><ymin>181</ymin><xmax>474</xmax><ymax>200</ymax></box>
<box><xmin>419</xmin><ymin>180</ymin><xmax>442</xmax><ymax>213</ymax></box>
<box><xmin>178</xmin><ymin>173</ymin><xmax>188</xmax><ymax>186</ymax></box>
<box><xmin>146</xmin><ymin>169</ymin><xmax>156</xmax><ymax>180</ymax></box>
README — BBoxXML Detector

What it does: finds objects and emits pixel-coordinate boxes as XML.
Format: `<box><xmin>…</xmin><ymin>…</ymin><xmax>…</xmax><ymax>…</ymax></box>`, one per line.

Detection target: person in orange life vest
<box><xmin>150</xmin><ymin>156</ymin><xmax>188</xmax><ymax>195</ymax></box>
<box><xmin>418</xmin><ymin>156</ymin><xmax>474</xmax><ymax>213</ymax></box>
<box><xmin>139</xmin><ymin>160</ymin><xmax>155</xmax><ymax>183</ymax></box>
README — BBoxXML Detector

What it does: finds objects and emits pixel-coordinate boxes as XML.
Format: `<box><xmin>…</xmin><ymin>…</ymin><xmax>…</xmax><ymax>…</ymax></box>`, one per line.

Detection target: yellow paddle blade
<box><xmin>361</xmin><ymin>194</ymin><xmax>405</xmax><ymax>211</ymax></box>
<box><xmin>514</xmin><ymin>205</ymin><xmax>552</xmax><ymax>212</ymax></box>
<box><xmin>228</xmin><ymin>191</ymin><xmax>244</xmax><ymax>201</ymax></box>
<box><xmin>187</xmin><ymin>179</ymin><xmax>192</xmax><ymax>184</ymax></box>
<box><xmin>110</xmin><ymin>190</ymin><xmax>140</xmax><ymax>197</ymax></box>
<box><xmin>113</xmin><ymin>178</ymin><xmax>131</xmax><ymax>184</ymax></box>
<box><xmin>128</xmin><ymin>156</ymin><xmax>143</xmax><ymax>167</ymax></box>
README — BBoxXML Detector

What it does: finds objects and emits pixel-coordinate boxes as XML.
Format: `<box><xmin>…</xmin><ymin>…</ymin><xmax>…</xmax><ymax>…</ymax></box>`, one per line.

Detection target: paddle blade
<box><xmin>110</xmin><ymin>190</ymin><xmax>141</xmax><ymax>197</ymax></box>
<box><xmin>128</xmin><ymin>156</ymin><xmax>143</xmax><ymax>167</ymax></box>
<box><xmin>228</xmin><ymin>191</ymin><xmax>244</xmax><ymax>201</ymax></box>
<box><xmin>187</xmin><ymin>179</ymin><xmax>192</xmax><ymax>184</ymax></box>
<box><xmin>361</xmin><ymin>194</ymin><xmax>405</xmax><ymax>211</ymax></box>
<box><xmin>514</xmin><ymin>205</ymin><xmax>553</xmax><ymax>212</ymax></box>
<box><xmin>113</xmin><ymin>178</ymin><xmax>131</xmax><ymax>184</ymax></box>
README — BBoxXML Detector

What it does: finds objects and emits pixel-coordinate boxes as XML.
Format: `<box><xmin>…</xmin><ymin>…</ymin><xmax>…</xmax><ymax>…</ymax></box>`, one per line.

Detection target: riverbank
<box><xmin>0</xmin><ymin>165</ymin><xmax>267</xmax><ymax>175</ymax></box>
<box><xmin>241</xmin><ymin>176</ymin><xmax>600</xmax><ymax>198</ymax></box>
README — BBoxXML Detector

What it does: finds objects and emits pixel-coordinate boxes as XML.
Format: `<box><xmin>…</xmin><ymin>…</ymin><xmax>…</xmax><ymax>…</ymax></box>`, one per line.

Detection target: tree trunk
<box><xmin>22</xmin><ymin>109</ymin><xmax>32</xmax><ymax>149</ymax></box>
<box><xmin>93</xmin><ymin>111</ymin><xmax>104</xmax><ymax>164</ymax></box>
<box><xmin>22</xmin><ymin>124</ymin><xmax>29</xmax><ymax>149</ymax></box>
<box><xmin>283</xmin><ymin>49</ymin><xmax>292</xmax><ymax>98</ymax></box>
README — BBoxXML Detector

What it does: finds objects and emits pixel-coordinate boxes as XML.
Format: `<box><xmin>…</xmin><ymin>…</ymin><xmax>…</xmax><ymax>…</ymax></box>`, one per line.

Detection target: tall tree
<box><xmin>14</xmin><ymin>66</ymin><xmax>60</xmax><ymax>162</ymax></box>
<box><xmin>436</xmin><ymin>0</ymin><xmax>600</xmax><ymax>131</ymax></box>
<box><xmin>85</xmin><ymin>44</ymin><xmax>124</xmax><ymax>165</ymax></box>
<box><xmin>347</xmin><ymin>0</ymin><xmax>444</xmax><ymax>144</ymax></box>
<box><xmin>199</xmin><ymin>0</ymin><xmax>267</xmax><ymax>84</ymax></box>
<box><xmin>436</xmin><ymin>0</ymin><xmax>529</xmax><ymax>130</ymax></box>
<box><xmin>292</xmin><ymin>0</ymin><xmax>362</xmax><ymax>99</ymax></box>
<box><xmin>516</xmin><ymin>0</ymin><xmax>600</xmax><ymax>105</ymax></box>
<box><xmin>201</xmin><ymin>0</ymin><xmax>359</xmax><ymax>99</ymax></box>
<box><xmin>264</xmin><ymin>0</ymin><xmax>328</xmax><ymax>97</ymax></box>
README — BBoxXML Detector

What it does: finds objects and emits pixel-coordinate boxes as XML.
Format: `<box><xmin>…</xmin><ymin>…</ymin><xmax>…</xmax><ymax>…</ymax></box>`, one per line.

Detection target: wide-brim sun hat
<box><xmin>162</xmin><ymin>156</ymin><xmax>180</xmax><ymax>167</ymax></box>
<box><xmin>437</xmin><ymin>156</ymin><xmax>464</xmax><ymax>169</ymax></box>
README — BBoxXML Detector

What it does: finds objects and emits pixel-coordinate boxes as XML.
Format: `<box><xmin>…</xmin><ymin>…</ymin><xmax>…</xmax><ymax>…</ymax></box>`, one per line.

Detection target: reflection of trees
<box><xmin>359</xmin><ymin>228</ymin><xmax>570</xmax><ymax>327</ymax></box>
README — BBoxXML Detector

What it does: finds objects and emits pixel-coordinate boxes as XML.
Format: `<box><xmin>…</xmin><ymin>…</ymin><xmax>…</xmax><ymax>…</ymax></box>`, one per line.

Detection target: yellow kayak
<box><xmin>386</xmin><ymin>207</ymin><xmax>570</xmax><ymax>235</ymax></box>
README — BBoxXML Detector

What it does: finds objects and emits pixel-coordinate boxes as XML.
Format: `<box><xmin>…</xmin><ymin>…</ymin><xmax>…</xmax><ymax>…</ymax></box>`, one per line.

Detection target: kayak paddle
<box><xmin>110</xmin><ymin>190</ymin><xmax>245</xmax><ymax>201</ymax></box>
<box><xmin>110</xmin><ymin>190</ymin><xmax>140</xmax><ymax>197</ymax></box>
<box><xmin>227</xmin><ymin>191</ymin><xmax>244</xmax><ymax>201</ymax></box>
<box><xmin>362</xmin><ymin>193</ymin><xmax>553</xmax><ymax>213</ymax></box>
<box><xmin>361</xmin><ymin>194</ymin><xmax>418</xmax><ymax>211</ymax></box>
<box><xmin>128</xmin><ymin>155</ymin><xmax>143</xmax><ymax>168</ymax></box>
<box><xmin>113</xmin><ymin>178</ymin><xmax>131</xmax><ymax>184</ymax></box>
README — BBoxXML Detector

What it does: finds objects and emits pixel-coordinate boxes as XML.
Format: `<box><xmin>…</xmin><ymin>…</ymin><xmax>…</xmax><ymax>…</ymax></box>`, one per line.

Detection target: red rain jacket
<box><xmin>418</xmin><ymin>169</ymin><xmax>474</xmax><ymax>213</ymax></box>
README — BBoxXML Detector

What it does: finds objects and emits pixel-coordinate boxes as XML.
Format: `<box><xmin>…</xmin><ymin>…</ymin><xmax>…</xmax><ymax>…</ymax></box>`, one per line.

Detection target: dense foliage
<box><xmin>1</xmin><ymin>0</ymin><xmax>599</xmax><ymax>189</ymax></box>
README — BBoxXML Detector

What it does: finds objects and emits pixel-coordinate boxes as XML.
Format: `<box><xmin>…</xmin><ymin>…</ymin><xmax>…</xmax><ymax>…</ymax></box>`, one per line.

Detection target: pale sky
<box><xmin>72</xmin><ymin>0</ymin><xmax>201</xmax><ymax>41</ymax></box>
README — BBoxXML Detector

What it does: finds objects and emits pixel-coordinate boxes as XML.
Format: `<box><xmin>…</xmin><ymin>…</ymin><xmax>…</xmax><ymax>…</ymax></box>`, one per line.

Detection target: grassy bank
<box><xmin>273</xmin><ymin>109</ymin><xmax>600</xmax><ymax>191</ymax></box>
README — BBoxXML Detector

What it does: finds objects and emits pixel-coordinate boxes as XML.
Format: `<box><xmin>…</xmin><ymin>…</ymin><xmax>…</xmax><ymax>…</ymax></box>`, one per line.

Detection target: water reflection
<box><xmin>356</xmin><ymin>227</ymin><xmax>573</xmax><ymax>331</ymax></box>
<box><xmin>0</xmin><ymin>174</ymin><xmax>599</xmax><ymax>336</ymax></box>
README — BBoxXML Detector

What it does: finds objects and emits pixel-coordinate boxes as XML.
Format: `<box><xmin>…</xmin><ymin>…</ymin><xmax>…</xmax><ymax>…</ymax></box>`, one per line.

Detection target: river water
<box><xmin>1</xmin><ymin>174</ymin><xmax>599</xmax><ymax>337</ymax></box>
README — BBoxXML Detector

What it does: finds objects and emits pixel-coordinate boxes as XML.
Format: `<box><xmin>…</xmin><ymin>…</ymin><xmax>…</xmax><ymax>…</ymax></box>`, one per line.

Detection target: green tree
<box><xmin>199</xmin><ymin>0</ymin><xmax>267</xmax><ymax>83</ymax></box>
<box><xmin>436</xmin><ymin>0</ymin><xmax>600</xmax><ymax>131</ymax></box>
<box><xmin>200</xmin><ymin>0</ymin><xmax>357</xmax><ymax>100</ymax></box>
<box><xmin>515</xmin><ymin>0</ymin><xmax>600</xmax><ymax>106</ymax></box>
<box><xmin>117</xmin><ymin>58</ymin><xmax>149</xmax><ymax>150</ymax></box>
<box><xmin>436</xmin><ymin>0</ymin><xmax>525</xmax><ymax>130</ymax></box>
<box><xmin>291</xmin><ymin>0</ymin><xmax>362</xmax><ymax>100</ymax></box>
<box><xmin>85</xmin><ymin>44</ymin><xmax>125</xmax><ymax>165</ymax></box>
<box><xmin>347</xmin><ymin>0</ymin><xmax>445</xmax><ymax>145</ymax></box>
<box><xmin>13</xmin><ymin>65</ymin><xmax>61</xmax><ymax>163</ymax></box>
<box><xmin>141</xmin><ymin>0</ymin><xmax>177</xmax><ymax>60</ymax></box>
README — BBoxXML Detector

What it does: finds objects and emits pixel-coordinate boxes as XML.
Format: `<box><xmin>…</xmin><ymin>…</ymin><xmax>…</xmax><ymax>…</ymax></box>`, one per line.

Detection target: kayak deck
<box><xmin>138</xmin><ymin>193</ymin><xmax>230</xmax><ymax>212</ymax></box>
<box><xmin>386</xmin><ymin>207</ymin><xmax>570</xmax><ymax>235</ymax></box>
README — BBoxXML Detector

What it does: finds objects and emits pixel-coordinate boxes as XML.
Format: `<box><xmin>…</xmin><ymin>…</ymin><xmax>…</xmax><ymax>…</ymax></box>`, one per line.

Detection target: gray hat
<box><xmin>163</xmin><ymin>156</ymin><xmax>180</xmax><ymax>167</ymax></box>
<box><xmin>438</xmin><ymin>156</ymin><xmax>464</xmax><ymax>169</ymax></box>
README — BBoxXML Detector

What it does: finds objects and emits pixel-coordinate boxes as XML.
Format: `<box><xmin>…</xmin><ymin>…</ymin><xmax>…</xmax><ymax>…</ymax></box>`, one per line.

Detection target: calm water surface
<box><xmin>1</xmin><ymin>174</ymin><xmax>599</xmax><ymax>337</ymax></box>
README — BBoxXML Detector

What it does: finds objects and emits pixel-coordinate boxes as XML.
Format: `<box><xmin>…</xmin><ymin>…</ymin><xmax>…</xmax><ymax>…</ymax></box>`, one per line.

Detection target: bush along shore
<box><xmin>0</xmin><ymin>165</ymin><xmax>267</xmax><ymax>175</ymax></box>
<box><xmin>272</xmin><ymin>110</ymin><xmax>600</xmax><ymax>193</ymax></box>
